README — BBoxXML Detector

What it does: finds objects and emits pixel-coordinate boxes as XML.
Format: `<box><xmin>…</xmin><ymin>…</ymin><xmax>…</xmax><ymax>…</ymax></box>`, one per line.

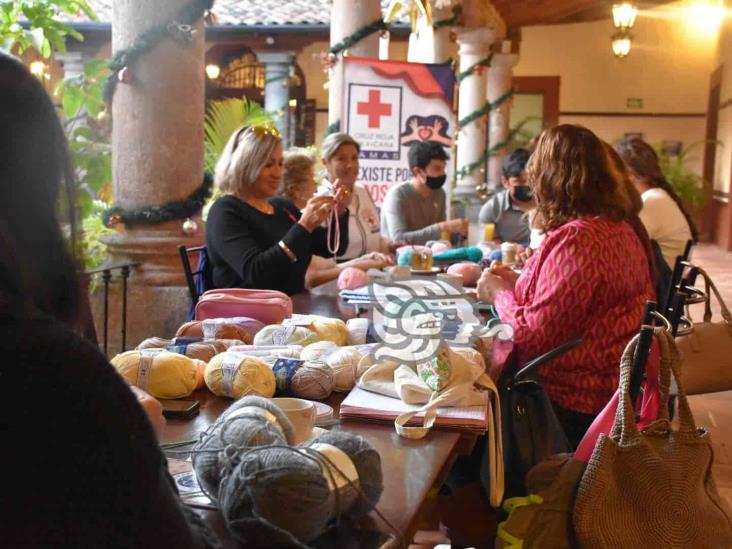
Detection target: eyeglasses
<box><xmin>232</xmin><ymin>124</ymin><xmax>281</xmax><ymax>149</ymax></box>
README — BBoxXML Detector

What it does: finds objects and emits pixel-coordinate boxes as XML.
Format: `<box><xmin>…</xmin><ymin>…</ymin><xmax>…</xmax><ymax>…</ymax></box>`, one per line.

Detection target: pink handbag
<box><xmin>194</xmin><ymin>288</ymin><xmax>293</xmax><ymax>325</ymax></box>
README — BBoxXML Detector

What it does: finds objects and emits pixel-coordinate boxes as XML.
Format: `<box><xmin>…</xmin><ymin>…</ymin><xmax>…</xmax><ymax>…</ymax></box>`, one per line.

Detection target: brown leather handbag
<box><xmin>675</xmin><ymin>266</ymin><xmax>732</xmax><ymax>395</ymax></box>
<box><xmin>573</xmin><ymin>329</ymin><xmax>732</xmax><ymax>548</ymax></box>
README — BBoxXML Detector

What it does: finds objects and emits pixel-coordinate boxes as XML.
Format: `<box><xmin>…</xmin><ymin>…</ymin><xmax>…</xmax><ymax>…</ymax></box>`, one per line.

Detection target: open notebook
<box><xmin>340</xmin><ymin>386</ymin><xmax>489</xmax><ymax>433</ymax></box>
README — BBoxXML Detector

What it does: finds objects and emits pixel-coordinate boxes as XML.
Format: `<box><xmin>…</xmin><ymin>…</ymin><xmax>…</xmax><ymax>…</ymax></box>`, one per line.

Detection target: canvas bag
<box><xmin>675</xmin><ymin>266</ymin><xmax>732</xmax><ymax>395</ymax></box>
<box><xmin>357</xmin><ymin>336</ymin><xmax>504</xmax><ymax>507</ymax></box>
<box><xmin>194</xmin><ymin>288</ymin><xmax>292</xmax><ymax>325</ymax></box>
<box><xmin>574</xmin><ymin>328</ymin><xmax>732</xmax><ymax>548</ymax></box>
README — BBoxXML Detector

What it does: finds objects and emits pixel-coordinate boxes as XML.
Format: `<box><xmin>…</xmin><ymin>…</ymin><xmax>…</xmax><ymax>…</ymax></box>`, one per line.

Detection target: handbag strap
<box><xmin>612</xmin><ymin>329</ymin><xmax>698</xmax><ymax>446</ymax></box>
<box><xmin>696</xmin><ymin>266</ymin><xmax>732</xmax><ymax>325</ymax></box>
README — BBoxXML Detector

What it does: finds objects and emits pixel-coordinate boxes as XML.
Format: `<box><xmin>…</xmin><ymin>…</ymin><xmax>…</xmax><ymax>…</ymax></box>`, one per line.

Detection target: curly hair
<box><xmin>527</xmin><ymin>125</ymin><xmax>634</xmax><ymax>232</ymax></box>
<box><xmin>279</xmin><ymin>148</ymin><xmax>315</xmax><ymax>200</ymax></box>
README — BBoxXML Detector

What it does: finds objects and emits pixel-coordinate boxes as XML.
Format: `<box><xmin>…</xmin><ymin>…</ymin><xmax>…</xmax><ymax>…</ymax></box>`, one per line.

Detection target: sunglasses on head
<box><xmin>232</xmin><ymin>124</ymin><xmax>281</xmax><ymax>148</ymax></box>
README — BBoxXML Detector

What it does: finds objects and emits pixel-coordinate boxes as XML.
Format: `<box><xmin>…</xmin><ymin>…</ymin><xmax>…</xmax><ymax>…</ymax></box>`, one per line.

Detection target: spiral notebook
<box><xmin>339</xmin><ymin>386</ymin><xmax>489</xmax><ymax>433</ymax></box>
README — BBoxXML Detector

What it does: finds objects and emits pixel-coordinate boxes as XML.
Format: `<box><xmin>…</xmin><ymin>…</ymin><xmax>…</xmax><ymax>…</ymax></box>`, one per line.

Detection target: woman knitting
<box><xmin>477</xmin><ymin>125</ymin><xmax>655</xmax><ymax>447</ymax></box>
<box><xmin>206</xmin><ymin>126</ymin><xmax>350</xmax><ymax>295</ymax></box>
<box><xmin>0</xmin><ymin>52</ymin><xmax>212</xmax><ymax>546</ymax></box>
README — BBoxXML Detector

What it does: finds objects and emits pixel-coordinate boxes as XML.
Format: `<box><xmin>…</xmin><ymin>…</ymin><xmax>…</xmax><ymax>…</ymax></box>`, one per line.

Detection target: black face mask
<box><xmin>425</xmin><ymin>174</ymin><xmax>447</xmax><ymax>190</ymax></box>
<box><xmin>512</xmin><ymin>185</ymin><xmax>533</xmax><ymax>202</ymax></box>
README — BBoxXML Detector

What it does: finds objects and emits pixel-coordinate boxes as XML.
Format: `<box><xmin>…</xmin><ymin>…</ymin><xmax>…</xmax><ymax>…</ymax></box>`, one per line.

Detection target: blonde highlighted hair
<box><xmin>280</xmin><ymin>148</ymin><xmax>316</xmax><ymax>200</ymax></box>
<box><xmin>214</xmin><ymin>125</ymin><xmax>281</xmax><ymax>196</ymax></box>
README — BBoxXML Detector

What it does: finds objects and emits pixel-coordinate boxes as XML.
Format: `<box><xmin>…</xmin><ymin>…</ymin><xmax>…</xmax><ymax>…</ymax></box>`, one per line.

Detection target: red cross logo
<box><xmin>357</xmin><ymin>89</ymin><xmax>392</xmax><ymax>128</ymax></box>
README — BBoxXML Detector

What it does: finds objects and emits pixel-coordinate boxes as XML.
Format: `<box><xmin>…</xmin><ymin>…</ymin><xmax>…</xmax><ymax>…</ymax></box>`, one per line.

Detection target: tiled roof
<box><xmin>68</xmin><ymin>0</ymin><xmax>399</xmax><ymax>27</ymax></box>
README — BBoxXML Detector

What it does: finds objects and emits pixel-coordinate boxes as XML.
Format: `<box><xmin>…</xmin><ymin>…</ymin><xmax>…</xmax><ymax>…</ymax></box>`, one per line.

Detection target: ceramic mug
<box><xmin>271</xmin><ymin>397</ymin><xmax>315</xmax><ymax>444</ymax></box>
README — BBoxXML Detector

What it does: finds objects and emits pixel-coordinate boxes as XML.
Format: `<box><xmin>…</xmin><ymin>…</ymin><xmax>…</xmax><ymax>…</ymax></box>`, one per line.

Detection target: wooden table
<box><xmin>162</xmin><ymin>289</ymin><xmax>467</xmax><ymax>548</ymax></box>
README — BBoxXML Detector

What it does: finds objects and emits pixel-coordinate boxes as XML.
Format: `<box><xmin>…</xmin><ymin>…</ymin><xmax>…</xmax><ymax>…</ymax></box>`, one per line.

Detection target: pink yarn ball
<box><xmin>338</xmin><ymin>267</ymin><xmax>369</xmax><ymax>290</ymax></box>
<box><xmin>447</xmin><ymin>262</ymin><xmax>483</xmax><ymax>286</ymax></box>
<box><xmin>430</xmin><ymin>242</ymin><xmax>450</xmax><ymax>254</ymax></box>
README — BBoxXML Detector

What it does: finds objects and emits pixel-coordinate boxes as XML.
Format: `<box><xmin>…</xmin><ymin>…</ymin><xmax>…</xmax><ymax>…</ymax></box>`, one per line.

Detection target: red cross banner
<box><xmin>342</xmin><ymin>57</ymin><xmax>456</xmax><ymax>206</ymax></box>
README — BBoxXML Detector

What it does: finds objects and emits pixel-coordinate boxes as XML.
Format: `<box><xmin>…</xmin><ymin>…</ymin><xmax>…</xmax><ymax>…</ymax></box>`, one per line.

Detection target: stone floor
<box><xmin>409</xmin><ymin>242</ymin><xmax>732</xmax><ymax>548</ymax></box>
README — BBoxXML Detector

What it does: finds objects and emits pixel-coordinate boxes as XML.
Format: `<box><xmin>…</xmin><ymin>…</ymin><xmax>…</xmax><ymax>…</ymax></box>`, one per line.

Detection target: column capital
<box><xmin>456</xmin><ymin>28</ymin><xmax>497</xmax><ymax>55</ymax></box>
<box><xmin>489</xmin><ymin>52</ymin><xmax>519</xmax><ymax>71</ymax></box>
<box><xmin>255</xmin><ymin>51</ymin><xmax>296</xmax><ymax>66</ymax></box>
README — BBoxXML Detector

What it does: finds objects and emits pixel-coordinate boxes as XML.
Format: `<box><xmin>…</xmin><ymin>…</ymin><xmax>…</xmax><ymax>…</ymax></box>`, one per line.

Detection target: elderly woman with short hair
<box><xmin>206</xmin><ymin>126</ymin><xmax>350</xmax><ymax>295</ymax></box>
<box><xmin>321</xmin><ymin>132</ymin><xmax>400</xmax><ymax>259</ymax></box>
<box><xmin>280</xmin><ymin>148</ymin><xmax>393</xmax><ymax>289</ymax></box>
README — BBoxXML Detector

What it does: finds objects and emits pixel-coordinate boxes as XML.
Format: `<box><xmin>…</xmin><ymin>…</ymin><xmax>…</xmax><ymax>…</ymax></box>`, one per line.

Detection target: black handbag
<box><xmin>490</xmin><ymin>338</ymin><xmax>581</xmax><ymax>498</ymax></box>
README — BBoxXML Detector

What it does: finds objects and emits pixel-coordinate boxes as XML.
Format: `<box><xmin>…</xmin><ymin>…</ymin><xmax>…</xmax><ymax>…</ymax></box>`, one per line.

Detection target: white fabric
<box><xmin>340</xmin><ymin>184</ymin><xmax>389</xmax><ymax>260</ymax></box>
<box><xmin>639</xmin><ymin>188</ymin><xmax>692</xmax><ymax>268</ymax></box>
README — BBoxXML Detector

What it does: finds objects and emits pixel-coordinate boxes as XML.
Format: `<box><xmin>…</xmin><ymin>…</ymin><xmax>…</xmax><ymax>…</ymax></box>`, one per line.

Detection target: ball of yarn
<box><xmin>193</xmin><ymin>359</ymin><xmax>206</xmax><ymax>389</ymax></box>
<box><xmin>396</xmin><ymin>245</ymin><xmax>429</xmax><ymax>266</ymax></box>
<box><xmin>271</xmin><ymin>358</ymin><xmax>335</xmax><ymax>400</ymax></box>
<box><xmin>253</xmin><ymin>324</ymin><xmax>319</xmax><ymax>347</ymax></box>
<box><xmin>176</xmin><ymin>317</ymin><xmax>265</xmax><ymax>343</ymax></box>
<box><xmin>218</xmin><ymin>431</ymin><xmax>383</xmax><ymax>545</ymax></box>
<box><xmin>447</xmin><ymin>262</ymin><xmax>483</xmax><ymax>286</ymax></box>
<box><xmin>111</xmin><ymin>350</ymin><xmax>198</xmax><ymax>399</ymax></box>
<box><xmin>285</xmin><ymin>315</ymin><xmax>348</xmax><ymax>346</ymax></box>
<box><xmin>345</xmin><ymin>318</ymin><xmax>369</xmax><ymax>345</ymax></box>
<box><xmin>324</xmin><ymin>347</ymin><xmax>365</xmax><ymax>392</ymax></box>
<box><xmin>228</xmin><ymin>345</ymin><xmax>303</xmax><ymax>360</ymax></box>
<box><xmin>136</xmin><ymin>337</ymin><xmax>172</xmax><ymax>350</ymax></box>
<box><xmin>337</xmin><ymin>267</ymin><xmax>369</xmax><ymax>290</ymax></box>
<box><xmin>427</xmin><ymin>240</ymin><xmax>451</xmax><ymax>254</ymax></box>
<box><xmin>192</xmin><ymin>395</ymin><xmax>295</xmax><ymax>501</ymax></box>
<box><xmin>300</xmin><ymin>341</ymin><xmax>338</xmax><ymax>361</ymax></box>
<box><xmin>205</xmin><ymin>352</ymin><xmax>276</xmax><ymax>399</ymax></box>
<box><xmin>433</xmin><ymin>246</ymin><xmax>484</xmax><ymax>264</ymax></box>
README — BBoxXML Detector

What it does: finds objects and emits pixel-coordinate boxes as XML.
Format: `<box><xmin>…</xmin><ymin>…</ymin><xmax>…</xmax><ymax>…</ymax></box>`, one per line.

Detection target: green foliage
<box><xmin>204</xmin><ymin>97</ymin><xmax>274</xmax><ymax>172</ymax></box>
<box><xmin>0</xmin><ymin>0</ymin><xmax>95</xmax><ymax>56</ymax></box>
<box><xmin>655</xmin><ymin>141</ymin><xmax>715</xmax><ymax>209</ymax></box>
<box><xmin>81</xmin><ymin>203</ymin><xmax>114</xmax><ymax>270</ymax></box>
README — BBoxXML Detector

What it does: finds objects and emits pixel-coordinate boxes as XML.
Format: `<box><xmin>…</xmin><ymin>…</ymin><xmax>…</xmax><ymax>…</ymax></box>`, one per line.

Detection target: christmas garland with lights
<box><xmin>104</xmin><ymin>0</ymin><xmax>214</xmax><ymax>104</ymax></box>
<box><xmin>457</xmin><ymin>87</ymin><xmax>514</xmax><ymax>128</ymax></box>
<box><xmin>456</xmin><ymin>53</ymin><xmax>493</xmax><ymax>83</ymax></box>
<box><xmin>455</xmin><ymin>120</ymin><xmax>527</xmax><ymax>180</ymax></box>
<box><xmin>103</xmin><ymin>172</ymin><xmax>214</xmax><ymax>228</ymax></box>
<box><xmin>328</xmin><ymin>18</ymin><xmax>388</xmax><ymax>57</ymax></box>
<box><xmin>433</xmin><ymin>5</ymin><xmax>462</xmax><ymax>29</ymax></box>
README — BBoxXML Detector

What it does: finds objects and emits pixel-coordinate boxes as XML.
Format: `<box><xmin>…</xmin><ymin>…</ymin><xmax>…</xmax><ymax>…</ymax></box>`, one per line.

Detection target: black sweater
<box><xmin>0</xmin><ymin>314</ymin><xmax>210</xmax><ymax>547</ymax></box>
<box><xmin>205</xmin><ymin>195</ymin><xmax>349</xmax><ymax>295</ymax></box>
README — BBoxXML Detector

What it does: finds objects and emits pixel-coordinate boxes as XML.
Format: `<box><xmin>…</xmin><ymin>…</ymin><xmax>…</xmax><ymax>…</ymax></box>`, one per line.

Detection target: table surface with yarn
<box><xmin>161</xmin><ymin>290</ymin><xmax>470</xmax><ymax>547</ymax></box>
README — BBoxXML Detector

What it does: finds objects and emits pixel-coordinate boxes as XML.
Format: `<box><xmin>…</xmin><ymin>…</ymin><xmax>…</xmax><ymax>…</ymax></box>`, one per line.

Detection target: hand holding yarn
<box><xmin>299</xmin><ymin>195</ymin><xmax>336</xmax><ymax>232</ymax></box>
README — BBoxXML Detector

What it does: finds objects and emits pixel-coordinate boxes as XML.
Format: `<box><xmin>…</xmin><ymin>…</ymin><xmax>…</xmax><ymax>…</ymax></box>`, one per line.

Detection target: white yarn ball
<box><xmin>324</xmin><ymin>347</ymin><xmax>366</xmax><ymax>392</ymax></box>
<box><xmin>300</xmin><ymin>341</ymin><xmax>338</xmax><ymax>362</ymax></box>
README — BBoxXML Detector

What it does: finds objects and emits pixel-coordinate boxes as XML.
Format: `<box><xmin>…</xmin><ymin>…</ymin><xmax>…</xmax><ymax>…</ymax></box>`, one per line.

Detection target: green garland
<box><xmin>104</xmin><ymin>0</ymin><xmax>213</xmax><ymax>104</ymax></box>
<box><xmin>455</xmin><ymin>118</ymin><xmax>529</xmax><ymax>179</ymax></box>
<box><xmin>103</xmin><ymin>172</ymin><xmax>214</xmax><ymax>228</ymax></box>
<box><xmin>328</xmin><ymin>18</ymin><xmax>388</xmax><ymax>57</ymax></box>
<box><xmin>433</xmin><ymin>5</ymin><xmax>462</xmax><ymax>29</ymax></box>
<box><xmin>457</xmin><ymin>88</ymin><xmax>514</xmax><ymax>128</ymax></box>
<box><xmin>326</xmin><ymin>120</ymin><xmax>341</xmax><ymax>136</ymax></box>
<box><xmin>456</xmin><ymin>53</ymin><xmax>493</xmax><ymax>84</ymax></box>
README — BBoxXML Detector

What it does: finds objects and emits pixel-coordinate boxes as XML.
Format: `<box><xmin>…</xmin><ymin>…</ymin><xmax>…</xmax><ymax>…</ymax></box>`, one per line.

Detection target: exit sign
<box><xmin>627</xmin><ymin>97</ymin><xmax>644</xmax><ymax>109</ymax></box>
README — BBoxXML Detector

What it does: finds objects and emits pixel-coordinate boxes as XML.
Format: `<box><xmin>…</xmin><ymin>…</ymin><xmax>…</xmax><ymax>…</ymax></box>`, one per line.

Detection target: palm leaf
<box><xmin>204</xmin><ymin>97</ymin><xmax>274</xmax><ymax>171</ymax></box>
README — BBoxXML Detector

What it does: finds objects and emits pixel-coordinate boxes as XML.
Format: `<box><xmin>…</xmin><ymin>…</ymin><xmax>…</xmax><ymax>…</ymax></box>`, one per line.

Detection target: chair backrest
<box><xmin>662</xmin><ymin>239</ymin><xmax>693</xmax><ymax>317</ymax></box>
<box><xmin>178</xmin><ymin>244</ymin><xmax>209</xmax><ymax>306</ymax></box>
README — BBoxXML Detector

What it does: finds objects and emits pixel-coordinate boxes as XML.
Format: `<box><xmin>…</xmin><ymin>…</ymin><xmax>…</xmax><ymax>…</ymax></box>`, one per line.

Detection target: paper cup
<box><xmin>270</xmin><ymin>397</ymin><xmax>316</xmax><ymax>444</ymax></box>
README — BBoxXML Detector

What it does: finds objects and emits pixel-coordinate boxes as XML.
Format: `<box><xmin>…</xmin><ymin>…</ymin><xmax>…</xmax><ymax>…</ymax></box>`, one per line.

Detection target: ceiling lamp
<box><xmin>612</xmin><ymin>30</ymin><xmax>632</xmax><ymax>58</ymax></box>
<box><xmin>612</xmin><ymin>2</ymin><xmax>638</xmax><ymax>30</ymax></box>
<box><xmin>205</xmin><ymin>63</ymin><xmax>221</xmax><ymax>80</ymax></box>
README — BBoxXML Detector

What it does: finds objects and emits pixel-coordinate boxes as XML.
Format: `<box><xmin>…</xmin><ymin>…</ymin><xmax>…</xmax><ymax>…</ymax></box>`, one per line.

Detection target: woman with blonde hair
<box><xmin>206</xmin><ymin>126</ymin><xmax>351</xmax><ymax>295</ymax></box>
<box><xmin>477</xmin><ymin>124</ymin><xmax>654</xmax><ymax>446</ymax></box>
<box><xmin>280</xmin><ymin>149</ymin><xmax>393</xmax><ymax>288</ymax></box>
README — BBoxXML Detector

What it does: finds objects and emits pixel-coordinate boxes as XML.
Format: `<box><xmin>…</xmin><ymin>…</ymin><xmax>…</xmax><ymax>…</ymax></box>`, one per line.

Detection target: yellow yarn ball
<box><xmin>306</xmin><ymin>316</ymin><xmax>348</xmax><ymax>346</ymax></box>
<box><xmin>205</xmin><ymin>352</ymin><xmax>276</xmax><ymax>399</ymax></box>
<box><xmin>111</xmin><ymin>350</ymin><xmax>198</xmax><ymax>399</ymax></box>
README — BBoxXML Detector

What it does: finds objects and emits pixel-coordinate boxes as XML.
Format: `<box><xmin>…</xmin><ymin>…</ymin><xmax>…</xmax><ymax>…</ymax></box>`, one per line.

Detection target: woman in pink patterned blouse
<box><xmin>477</xmin><ymin>125</ymin><xmax>655</xmax><ymax>446</ymax></box>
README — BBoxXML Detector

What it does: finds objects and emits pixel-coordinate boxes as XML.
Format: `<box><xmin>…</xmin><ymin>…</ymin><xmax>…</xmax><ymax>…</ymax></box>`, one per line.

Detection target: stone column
<box><xmin>257</xmin><ymin>51</ymin><xmax>295</xmax><ymax>147</ymax></box>
<box><xmin>407</xmin><ymin>5</ymin><xmax>457</xmax><ymax>64</ymax></box>
<box><xmin>328</xmin><ymin>0</ymin><xmax>381</xmax><ymax>131</ymax></box>
<box><xmin>486</xmin><ymin>47</ymin><xmax>519</xmax><ymax>191</ymax></box>
<box><xmin>100</xmin><ymin>0</ymin><xmax>206</xmax><ymax>352</ymax></box>
<box><xmin>454</xmin><ymin>27</ymin><xmax>495</xmax><ymax>200</ymax></box>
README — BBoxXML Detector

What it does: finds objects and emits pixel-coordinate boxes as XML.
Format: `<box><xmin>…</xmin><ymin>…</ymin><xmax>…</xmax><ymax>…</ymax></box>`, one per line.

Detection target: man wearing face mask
<box><xmin>478</xmin><ymin>148</ymin><xmax>534</xmax><ymax>245</ymax></box>
<box><xmin>381</xmin><ymin>140</ymin><xmax>468</xmax><ymax>245</ymax></box>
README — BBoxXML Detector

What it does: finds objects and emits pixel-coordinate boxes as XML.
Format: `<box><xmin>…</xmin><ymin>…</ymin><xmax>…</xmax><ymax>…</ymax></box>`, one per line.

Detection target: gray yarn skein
<box><xmin>191</xmin><ymin>395</ymin><xmax>295</xmax><ymax>502</ymax></box>
<box><xmin>219</xmin><ymin>430</ymin><xmax>383</xmax><ymax>546</ymax></box>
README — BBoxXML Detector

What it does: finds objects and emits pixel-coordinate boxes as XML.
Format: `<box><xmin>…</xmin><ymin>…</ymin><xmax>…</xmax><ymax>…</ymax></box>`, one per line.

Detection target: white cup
<box><xmin>270</xmin><ymin>397</ymin><xmax>316</xmax><ymax>444</ymax></box>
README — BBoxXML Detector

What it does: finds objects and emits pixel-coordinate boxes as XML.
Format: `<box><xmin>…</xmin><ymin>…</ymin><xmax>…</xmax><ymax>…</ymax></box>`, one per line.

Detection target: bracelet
<box><xmin>278</xmin><ymin>240</ymin><xmax>298</xmax><ymax>263</ymax></box>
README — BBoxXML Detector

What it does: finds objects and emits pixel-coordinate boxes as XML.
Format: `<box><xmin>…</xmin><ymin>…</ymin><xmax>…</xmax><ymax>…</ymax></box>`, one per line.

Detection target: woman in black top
<box><xmin>0</xmin><ymin>53</ymin><xmax>211</xmax><ymax>547</ymax></box>
<box><xmin>206</xmin><ymin>126</ymin><xmax>350</xmax><ymax>294</ymax></box>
